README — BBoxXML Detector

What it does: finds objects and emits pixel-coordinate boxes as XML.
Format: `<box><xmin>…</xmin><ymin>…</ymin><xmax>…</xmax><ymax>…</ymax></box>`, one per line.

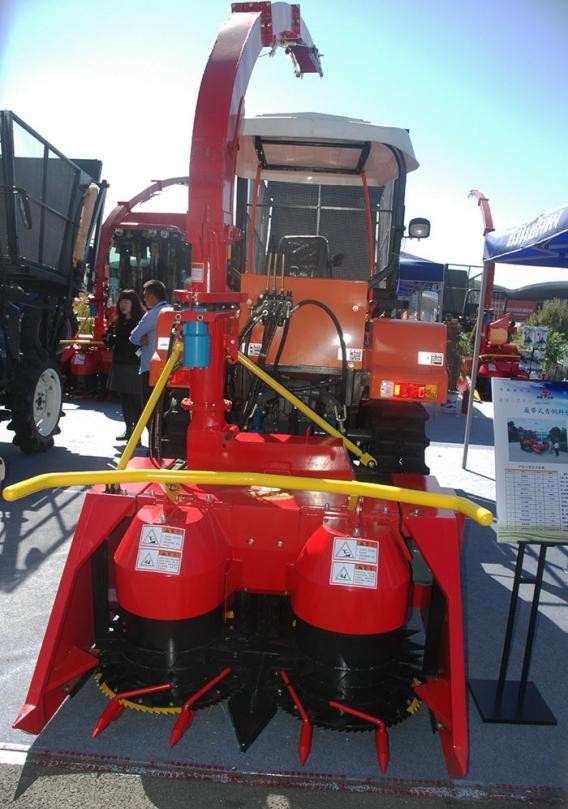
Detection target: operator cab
<box><xmin>106</xmin><ymin>225</ymin><xmax>189</xmax><ymax>305</ymax></box>
<box><xmin>236</xmin><ymin>113</ymin><xmax>420</xmax><ymax>286</ymax></box>
<box><xmin>231</xmin><ymin>112</ymin><xmax>446</xmax><ymax>436</ymax></box>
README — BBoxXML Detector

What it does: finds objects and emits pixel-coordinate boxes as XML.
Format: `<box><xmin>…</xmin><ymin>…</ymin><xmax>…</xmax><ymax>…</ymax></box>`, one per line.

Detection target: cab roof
<box><xmin>236</xmin><ymin>112</ymin><xmax>419</xmax><ymax>187</ymax></box>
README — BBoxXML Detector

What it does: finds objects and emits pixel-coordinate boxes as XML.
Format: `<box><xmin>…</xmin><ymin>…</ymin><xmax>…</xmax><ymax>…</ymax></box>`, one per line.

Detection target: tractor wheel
<box><xmin>10</xmin><ymin>352</ymin><xmax>63</xmax><ymax>453</ymax></box>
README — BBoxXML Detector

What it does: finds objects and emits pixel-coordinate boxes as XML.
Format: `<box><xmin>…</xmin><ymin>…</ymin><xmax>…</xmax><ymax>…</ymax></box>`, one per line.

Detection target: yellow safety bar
<box><xmin>237</xmin><ymin>351</ymin><xmax>377</xmax><ymax>468</ymax></box>
<box><xmin>3</xmin><ymin>333</ymin><xmax>494</xmax><ymax>526</ymax></box>
<box><xmin>3</xmin><ymin>468</ymin><xmax>493</xmax><ymax>526</ymax></box>
<box><xmin>479</xmin><ymin>353</ymin><xmax>522</xmax><ymax>361</ymax></box>
<box><xmin>59</xmin><ymin>339</ymin><xmax>106</xmax><ymax>347</ymax></box>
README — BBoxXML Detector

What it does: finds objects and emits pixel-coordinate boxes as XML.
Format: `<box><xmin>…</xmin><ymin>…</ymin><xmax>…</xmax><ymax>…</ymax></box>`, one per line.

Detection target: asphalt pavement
<box><xmin>0</xmin><ymin>395</ymin><xmax>566</xmax><ymax>808</ymax></box>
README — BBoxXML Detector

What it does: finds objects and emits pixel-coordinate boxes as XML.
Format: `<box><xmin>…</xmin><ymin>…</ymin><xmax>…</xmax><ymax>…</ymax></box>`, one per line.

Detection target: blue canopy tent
<box><xmin>484</xmin><ymin>204</ymin><xmax>568</xmax><ymax>268</ymax></box>
<box><xmin>463</xmin><ymin>203</ymin><xmax>568</xmax><ymax>468</ymax></box>
<box><xmin>398</xmin><ymin>252</ymin><xmax>445</xmax><ymax>288</ymax></box>
<box><xmin>397</xmin><ymin>252</ymin><xmax>445</xmax><ymax>320</ymax></box>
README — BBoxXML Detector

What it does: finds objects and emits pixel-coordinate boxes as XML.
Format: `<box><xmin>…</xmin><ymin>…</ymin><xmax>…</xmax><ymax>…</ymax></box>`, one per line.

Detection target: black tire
<box><xmin>10</xmin><ymin>352</ymin><xmax>63</xmax><ymax>453</ymax></box>
<box><xmin>358</xmin><ymin>400</ymin><xmax>430</xmax><ymax>475</ymax></box>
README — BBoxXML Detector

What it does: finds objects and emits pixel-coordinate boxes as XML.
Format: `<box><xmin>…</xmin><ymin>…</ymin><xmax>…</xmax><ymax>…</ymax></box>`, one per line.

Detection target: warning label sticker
<box><xmin>332</xmin><ymin>537</ymin><xmax>378</xmax><ymax>565</ymax></box>
<box><xmin>191</xmin><ymin>263</ymin><xmax>205</xmax><ymax>283</ymax></box>
<box><xmin>418</xmin><ymin>351</ymin><xmax>444</xmax><ymax>366</ymax></box>
<box><xmin>247</xmin><ymin>343</ymin><xmax>262</xmax><ymax>357</ymax></box>
<box><xmin>136</xmin><ymin>524</ymin><xmax>185</xmax><ymax>575</ymax></box>
<box><xmin>330</xmin><ymin>537</ymin><xmax>379</xmax><ymax>588</ymax></box>
<box><xmin>157</xmin><ymin>336</ymin><xmax>170</xmax><ymax>351</ymax></box>
<box><xmin>337</xmin><ymin>347</ymin><xmax>363</xmax><ymax>362</ymax></box>
<box><xmin>330</xmin><ymin>561</ymin><xmax>377</xmax><ymax>589</ymax></box>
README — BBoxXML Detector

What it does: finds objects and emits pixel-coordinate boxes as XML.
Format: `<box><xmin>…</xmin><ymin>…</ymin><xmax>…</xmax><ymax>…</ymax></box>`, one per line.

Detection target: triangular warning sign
<box><xmin>143</xmin><ymin>528</ymin><xmax>159</xmax><ymax>545</ymax></box>
<box><xmin>338</xmin><ymin>542</ymin><xmax>353</xmax><ymax>558</ymax></box>
<box><xmin>142</xmin><ymin>553</ymin><xmax>155</xmax><ymax>567</ymax></box>
<box><xmin>338</xmin><ymin>566</ymin><xmax>351</xmax><ymax>581</ymax></box>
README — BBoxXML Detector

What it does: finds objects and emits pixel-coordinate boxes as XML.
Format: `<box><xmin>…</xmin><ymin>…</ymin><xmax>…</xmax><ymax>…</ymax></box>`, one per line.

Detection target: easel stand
<box><xmin>469</xmin><ymin>542</ymin><xmax>557</xmax><ymax>724</ymax></box>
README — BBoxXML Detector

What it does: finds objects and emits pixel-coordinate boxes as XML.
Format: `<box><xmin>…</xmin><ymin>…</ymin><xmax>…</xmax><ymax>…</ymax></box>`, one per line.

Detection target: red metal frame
<box><xmin>361</xmin><ymin>171</ymin><xmax>375</xmax><ymax>278</ymax></box>
<box><xmin>186</xmin><ymin>3</ymin><xmax>320</xmax><ymax>294</ymax></box>
<box><xmin>13</xmin><ymin>492</ymin><xmax>135</xmax><ymax>734</ymax></box>
<box><xmin>180</xmin><ymin>2</ymin><xmax>321</xmax><ymax>455</ymax></box>
<box><xmin>469</xmin><ymin>189</ymin><xmax>495</xmax><ymax>313</ymax></box>
<box><xmin>328</xmin><ymin>701</ymin><xmax>389</xmax><ymax>773</ymax></box>
<box><xmin>398</xmin><ymin>499</ymin><xmax>467</xmax><ymax>777</ymax></box>
<box><xmin>246</xmin><ymin>164</ymin><xmax>263</xmax><ymax>275</ymax></box>
<box><xmin>280</xmin><ymin>671</ymin><xmax>312</xmax><ymax>765</ymax></box>
<box><xmin>469</xmin><ymin>189</ymin><xmax>527</xmax><ymax>386</ymax></box>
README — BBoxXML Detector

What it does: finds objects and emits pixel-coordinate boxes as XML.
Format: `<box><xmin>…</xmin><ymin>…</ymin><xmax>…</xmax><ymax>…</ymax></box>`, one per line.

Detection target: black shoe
<box><xmin>115</xmin><ymin>429</ymin><xmax>132</xmax><ymax>441</ymax></box>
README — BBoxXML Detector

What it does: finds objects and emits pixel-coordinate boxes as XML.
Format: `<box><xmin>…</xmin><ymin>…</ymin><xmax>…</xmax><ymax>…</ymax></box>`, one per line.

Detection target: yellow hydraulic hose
<box><xmin>117</xmin><ymin>340</ymin><xmax>183</xmax><ymax>471</ymax></box>
<box><xmin>237</xmin><ymin>351</ymin><xmax>377</xmax><ymax>468</ymax></box>
<box><xmin>3</xmin><ymin>468</ymin><xmax>493</xmax><ymax>526</ymax></box>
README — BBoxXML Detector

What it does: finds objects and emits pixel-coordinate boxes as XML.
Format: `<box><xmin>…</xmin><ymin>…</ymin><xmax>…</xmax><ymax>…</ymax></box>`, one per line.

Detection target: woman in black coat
<box><xmin>104</xmin><ymin>289</ymin><xmax>145</xmax><ymax>441</ymax></box>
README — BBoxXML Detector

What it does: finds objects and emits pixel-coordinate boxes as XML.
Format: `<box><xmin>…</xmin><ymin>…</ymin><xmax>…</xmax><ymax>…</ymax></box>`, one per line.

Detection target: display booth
<box><xmin>465</xmin><ymin>204</ymin><xmax>568</xmax><ymax>725</ymax></box>
<box><xmin>463</xmin><ymin>203</ymin><xmax>568</xmax><ymax>466</ymax></box>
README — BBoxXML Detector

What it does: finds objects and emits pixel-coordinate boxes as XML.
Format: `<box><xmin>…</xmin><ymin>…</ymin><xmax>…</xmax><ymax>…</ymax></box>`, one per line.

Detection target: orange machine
<box><xmin>221</xmin><ymin>112</ymin><xmax>447</xmax><ymax>473</ymax></box>
<box><xmin>368</xmin><ymin>319</ymin><xmax>447</xmax><ymax>403</ymax></box>
<box><xmin>240</xmin><ymin>276</ymin><xmax>368</xmax><ymax>371</ymax></box>
<box><xmin>144</xmin><ymin>111</ymin><xmax>448</xmax><ymax>472</ymax></box>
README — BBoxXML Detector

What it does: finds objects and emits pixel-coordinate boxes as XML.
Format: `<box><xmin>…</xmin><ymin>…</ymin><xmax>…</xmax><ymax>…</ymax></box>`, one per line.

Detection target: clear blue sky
<box><xmin>1</xmin><ymin>0</ymin><xmax>567</xmax><ymax>288</ymax></box>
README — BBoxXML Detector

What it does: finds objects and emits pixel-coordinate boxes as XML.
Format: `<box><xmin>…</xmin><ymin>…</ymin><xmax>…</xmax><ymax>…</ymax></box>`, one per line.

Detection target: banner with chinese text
<box><xmin>492</xmin><ymin>378</ymin><xmax>568</xmax><ymax>543</ymax></box>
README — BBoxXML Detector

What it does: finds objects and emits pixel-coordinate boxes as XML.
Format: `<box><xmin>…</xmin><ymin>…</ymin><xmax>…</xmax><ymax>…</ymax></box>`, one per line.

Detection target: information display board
<box><xmin>492</xmin><ymin>378</ymin><xmax>568</xmax><ymax>543</ymax></box>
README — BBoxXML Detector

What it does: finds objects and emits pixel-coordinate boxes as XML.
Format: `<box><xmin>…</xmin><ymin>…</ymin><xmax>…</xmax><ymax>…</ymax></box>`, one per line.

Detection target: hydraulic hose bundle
<box><xmin>238</xmin><ymin>287</ymin><xmax>292</xmax><ymax>428</ymax></box>
<box><xmin>238</xmin><ymin>288</ymin><xmax>349</xmax><ymax>431</ymax></box>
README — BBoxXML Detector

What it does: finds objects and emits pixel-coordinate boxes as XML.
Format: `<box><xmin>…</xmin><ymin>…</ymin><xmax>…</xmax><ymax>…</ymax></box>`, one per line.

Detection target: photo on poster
<box><xmin>507</xmin><ymin>418</ymin><xmax>567</xmax><ymax>464</ymax></box>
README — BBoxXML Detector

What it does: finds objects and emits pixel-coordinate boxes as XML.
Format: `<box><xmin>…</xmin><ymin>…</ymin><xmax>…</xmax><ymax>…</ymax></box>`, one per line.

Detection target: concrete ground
<box><xmin>0</xmin><ymin>395</ymin><xmax>566</xmax><ymax>807</ymax></box>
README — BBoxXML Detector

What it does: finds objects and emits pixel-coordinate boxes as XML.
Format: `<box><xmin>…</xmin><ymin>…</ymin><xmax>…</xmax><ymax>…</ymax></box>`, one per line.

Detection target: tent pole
<box><xmin>463</xmin><ymin>190</ymin><xmax>495</xmax><ymax>469</ymax></box>
<box><xmin>462</xmin><ymin>261</ymin><xmax>492</xmax><ymax>468</ymax></box>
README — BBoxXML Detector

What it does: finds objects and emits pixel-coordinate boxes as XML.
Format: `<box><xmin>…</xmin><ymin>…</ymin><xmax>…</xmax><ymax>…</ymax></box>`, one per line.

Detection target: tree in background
<box><xmin>527</xmin><ymin>299</ymin><xmax>568</xmax><ymax>337</ymax></box>
<box><xmin>542</xmin><ymin>331</ymin><xmax>567</xmax><ymax>380</ymax></box>
<box><xmin>527</xmin><ymin>299</ymin><xmax>568</xmax><ymax>380</ymax></box>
